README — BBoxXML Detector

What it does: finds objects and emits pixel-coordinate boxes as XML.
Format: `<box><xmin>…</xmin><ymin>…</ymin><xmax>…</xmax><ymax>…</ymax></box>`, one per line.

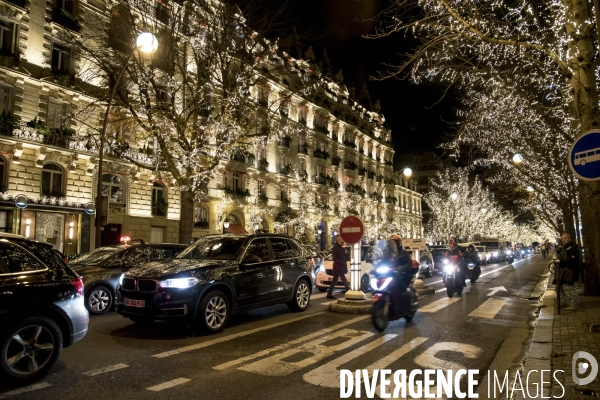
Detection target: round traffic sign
<box><xmin>339</xmin><ymin>216</ymin><xmax>364</xmax><ymax>244</ymax></box>
<box><xmin>568</xmin><ymin>130</ymin><xmax>600</xmax><ymax>181</ymax></box>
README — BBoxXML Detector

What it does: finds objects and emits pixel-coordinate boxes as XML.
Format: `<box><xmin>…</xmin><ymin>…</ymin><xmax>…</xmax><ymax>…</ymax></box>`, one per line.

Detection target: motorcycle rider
<box><xmin>386</xmin><ymin>235</ymin><xmax>415</xmax><ymax>318</ymax></box>
<box><xmin>444</xmin><ymin>237</ymin><xmax>467</xmax><ymax>286</ymax></box>
<box><xmin>464</xmin><ymin>244</ymin><xmax>479</xmax><ymax>266</ymax></box>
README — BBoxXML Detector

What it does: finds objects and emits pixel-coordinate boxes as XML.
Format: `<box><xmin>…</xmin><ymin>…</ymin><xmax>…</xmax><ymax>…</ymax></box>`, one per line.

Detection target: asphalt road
<box><xmin>0</xmin><ymin>254</ymin><xmax>549</xmax><ymax>400</ymax></box>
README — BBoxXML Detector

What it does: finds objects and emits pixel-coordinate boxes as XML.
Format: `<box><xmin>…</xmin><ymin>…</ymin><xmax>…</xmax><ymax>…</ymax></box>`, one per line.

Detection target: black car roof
<box><xmin>0</xmin><ymin>232</ymin><xmax>54</xmax><ymax>248</ymax></box>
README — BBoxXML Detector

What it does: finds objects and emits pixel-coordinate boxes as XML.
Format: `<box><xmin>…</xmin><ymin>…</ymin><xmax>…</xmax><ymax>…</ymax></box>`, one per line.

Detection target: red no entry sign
<box><xmin>339</xmin><ymin>216</ymin><xmax>364</xmax><ymax>244</ymax></box>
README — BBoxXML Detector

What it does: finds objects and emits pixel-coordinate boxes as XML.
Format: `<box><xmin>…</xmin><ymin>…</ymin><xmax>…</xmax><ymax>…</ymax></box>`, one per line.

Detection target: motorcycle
<box><xmin>370</xmin><ymin>265</ymin><xmax>418</xmax><ymax>331</ymax></box>
<box><xmin>442</xmin><ymin>257</ymin><xmax>464</xmax><ymax>298</ymax></box>
<box><xmin>505</xmin><ymin>250</ymin><xmax>515</xmax><ymax>264</ymax></box>
<box><xmin>466</xmin><ymin>261</ymin><xmax>481</xmax><ymax>284</ymax></box>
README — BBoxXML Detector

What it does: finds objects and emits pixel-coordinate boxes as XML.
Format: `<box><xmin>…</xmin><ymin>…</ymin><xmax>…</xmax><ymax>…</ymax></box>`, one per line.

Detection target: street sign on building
<box><xmin>568</xmin><ymin>130</ymin><xmax>600</xmax><ymax>181</ymax></box>
<box><xmin>339</xmin><ymin>216</ymin><xmax>364</xmax><ymax>245</ymax></box>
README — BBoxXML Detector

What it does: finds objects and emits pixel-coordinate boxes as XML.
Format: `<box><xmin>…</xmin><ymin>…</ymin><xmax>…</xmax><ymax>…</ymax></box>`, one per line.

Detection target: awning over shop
<box><xmin>227</xmin><ymin>224</ymin><xmax>247</xmax><ymax>234</ymax></box>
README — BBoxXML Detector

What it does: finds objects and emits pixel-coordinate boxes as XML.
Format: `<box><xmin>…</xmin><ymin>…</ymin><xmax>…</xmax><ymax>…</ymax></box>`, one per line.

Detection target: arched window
<box><xmin>102</xmin><ymin>174</ymin><xmax>125</xmax><ymax>205</ymax></box>
<box><xmin>152</xmin><ymin>182</ymin><xmax>167</xmax><ymax>216</ymax></box>
<box><xmin>41</xmin><ymin>164</ymin><xmax>64</xmax><ymax>197</ymax></box>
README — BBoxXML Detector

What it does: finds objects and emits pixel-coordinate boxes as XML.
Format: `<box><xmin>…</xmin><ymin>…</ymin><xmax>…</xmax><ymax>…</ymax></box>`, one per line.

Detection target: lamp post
<box><xmin>95</xmin><ymin>32</ymin><xmax>158</xmax><ymax>248</ymax></box>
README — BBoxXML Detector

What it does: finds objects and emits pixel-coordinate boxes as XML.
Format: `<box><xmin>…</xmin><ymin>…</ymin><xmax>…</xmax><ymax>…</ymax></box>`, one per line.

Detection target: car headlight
<box><xmin>319</xmin><ymin>265</ymin><xmax>325</xmax><ymax>272</ymax></box>
<box><xmin>376</xmin><ymin>266</ymin><xmax>390</xmax><ymax>274</ymax></box>
<box><xmin>118</xmin><ymin>273</ymin><xmax>124</xmax><ymax>285</ymax></box>
<box><xmin>445</xmin><ymin>265</ymin><xmax>455</xmax><ymax>274</ymax></box>
<box><xmin>443</xmin><ymin>258</ymin><xmax>449</xmax><ymax>264</ymax></box>
<box><xmin>506</xmin><ymin>250</ymin><xmax>512</xmax><ymax>255</ymax></box>
<box><xmin>159</xmin><ymin>277</ymin><xmax>199</xmax><ymax>289</ymax></box>
<box><xmin>493</xmin><ymin>252</ymin><xmax>498</xmax><ymax>256</ymax></box>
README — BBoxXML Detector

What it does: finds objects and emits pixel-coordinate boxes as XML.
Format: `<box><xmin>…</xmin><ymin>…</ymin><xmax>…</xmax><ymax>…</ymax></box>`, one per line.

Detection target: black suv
<box><xmin>70</xmin><ymin>241</ymin><xmax>187</xmax><ymax>315</ymax></box>
<box><xmin>0</xmin><ymin>233</ymin><xmax>88</xmax><ymax>385</ymax></box>
<box><xmin>115</xmin><ymin>234</ymin><xmax>314</xmax><ymax>332</ymax></box>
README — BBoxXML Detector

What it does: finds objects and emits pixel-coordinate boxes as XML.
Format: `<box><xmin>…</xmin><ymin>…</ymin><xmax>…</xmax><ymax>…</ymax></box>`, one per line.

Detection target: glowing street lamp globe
<box><xmin>136</xmin><ymin>32</ymin><xmax>159</xmax><ymax>53</ymax></box>
<box><xmin>403</xmin><ymin>167</ymin><xmax>412</xmax><ymax>177</ymax></box>
<box><xmin>512</xmin><ymin>154</ymin><xmax>523</xmax><ymax>163</ymax></box>
<box><xmin>450</xmin><ymin>192</ymin><xmax>458</xmax><ymax>200</ymax></box>
<box><xmin>526</xmin><ymin>186</ymin><xmax>534</xmax><ymax>192</ymax></box>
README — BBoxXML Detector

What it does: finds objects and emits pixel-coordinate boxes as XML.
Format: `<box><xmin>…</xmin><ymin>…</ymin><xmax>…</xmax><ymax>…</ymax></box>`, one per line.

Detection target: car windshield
<box><xmin>178</xmin><ymin>237</ymin><xmax>246</xmax><ymax>260</ymax></box>
<box><xmin>70</xmin><ymin>248</ymin><xmax>120</xmax><ymax>265</ymax></box>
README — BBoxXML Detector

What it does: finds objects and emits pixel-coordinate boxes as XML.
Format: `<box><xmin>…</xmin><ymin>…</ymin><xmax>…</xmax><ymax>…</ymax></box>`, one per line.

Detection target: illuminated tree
<box><xmin>371</xmin><ymin>0</ymin><xmax>600</xmax><ymax>293</ymax></box>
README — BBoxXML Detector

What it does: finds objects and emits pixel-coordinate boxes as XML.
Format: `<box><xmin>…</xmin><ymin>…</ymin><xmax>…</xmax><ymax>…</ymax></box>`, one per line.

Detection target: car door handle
<box><xmin>0</xmin><ymin>291</ymin><xmax>12</xmax><ymax>295</ymax></box>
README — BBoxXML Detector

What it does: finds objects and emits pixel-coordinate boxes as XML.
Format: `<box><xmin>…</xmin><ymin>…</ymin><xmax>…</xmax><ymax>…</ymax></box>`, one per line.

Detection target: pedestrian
<box><xmin>327</xmin><ymin>235</ymin><xmax>350</xmax><ymax>299</ymax></box>
<box><xmin>556</xmin><ymin>233</ymin><xmax>580</xmax><ymax>310</ymax></box>
<box><xmin>541</xmin><ymin>242</ymin><xmax>547</xmax><ymax>258</ymax></box>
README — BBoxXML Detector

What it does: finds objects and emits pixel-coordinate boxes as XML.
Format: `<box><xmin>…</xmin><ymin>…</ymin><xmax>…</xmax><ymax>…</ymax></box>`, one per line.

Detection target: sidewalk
<box><xmin>523</xmin><ymin>281</ymin><xmax>600</xmax><ymax>399</ymax></box>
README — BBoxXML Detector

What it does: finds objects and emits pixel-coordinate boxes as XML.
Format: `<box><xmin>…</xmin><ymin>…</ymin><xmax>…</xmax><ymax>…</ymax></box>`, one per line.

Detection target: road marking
<box><xmin>487</xmin><ymin>286</ymin><xmax>507</xmax><ymax>296</ymax></box>
<box><xmin>213</xmin><ymin>316</ymin><xmax>368</xmax><ymax>370</ymax></box>
<box><xmin>427</xmin><ymin>256</ymin><xmax>533</xmax><ymax>286</ymax></box>
<box><xmin>153</xmin><ymin>312</ymin><xmax>323</xmax><ymax>358</ymax></box>
<box><xmin>303</xmin><ymin>334</ymin><xmax>397</xmax><ymax>387</ymax></box>
<box><xmin>415</xmin><ymin>342</ymin><xmax>483</xmax><ymax>371</ymax></box>
<box><xmin>419</xmin><ymin>297</ymin><xmax>461</xmax><ymax>313</ymax></box>
<box><xmin>147</xmin><ymin>378</ymin><xmax>190</xmax><ymax>391</ymax></box>
<box><xmin>83</xmin><ymin>363</ymin><xmax>129</xmax><ymax>376</ymax></box>
<box><xmin>435</xmin><ymin>288</ymin><xmax>446</xmax><ymax>293</ymax></box>
<box><xmin>0</xmin><ymin>383</ymin><xmax>51</xmax><ymax>398</ymax></box>
<box><xmin>239</xmin><ymin>328</ymin><xmax>374</xmax><ymax>376</ymax></box>
<box><xmin>469</xmin><ymin>298</ymin><xmax>508</xmax><ymax>319</ymax></box>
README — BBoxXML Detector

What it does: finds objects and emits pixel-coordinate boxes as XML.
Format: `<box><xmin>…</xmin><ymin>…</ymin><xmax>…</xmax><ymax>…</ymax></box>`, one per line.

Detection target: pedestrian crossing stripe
<box><xmin>419</xmin><ymin>297</ymin><xmax>461</xmax><ymax>313</ymax></box>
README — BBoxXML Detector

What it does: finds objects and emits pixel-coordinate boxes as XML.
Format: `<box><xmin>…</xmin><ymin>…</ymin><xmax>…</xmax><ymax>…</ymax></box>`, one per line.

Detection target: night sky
<box><xmin>287</xmin><ymin>0</ymin><xmax>461</xmax><ymax>161</ymax></box>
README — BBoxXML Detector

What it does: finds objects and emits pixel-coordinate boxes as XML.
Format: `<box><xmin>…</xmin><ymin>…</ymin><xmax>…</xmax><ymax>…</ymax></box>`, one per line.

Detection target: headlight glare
<box><xmin>376</xmin><ymin>266</ymin><xmax>390</xmax><ymax>274</ymax></box>
<box><xmin>159</xmin><ymin>277</ymin><xmax>199</xmax><ymax>289</ymax></box>
<box><xmin>118</xmin><ymin>273</ymin><xmax>124</xmax><ymax>285</ymax></box>
<box><xmin>319</xmin><ymin>265</ymin><xmax>325</xmax><ymax>272</ymax></box>
<box><xmin>445</xmin><ymin>265</ymin><xmax>455</xmax><ymax>274</ymax></box>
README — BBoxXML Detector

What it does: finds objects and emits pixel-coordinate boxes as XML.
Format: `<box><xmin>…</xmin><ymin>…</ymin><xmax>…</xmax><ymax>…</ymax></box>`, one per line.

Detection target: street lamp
<box><xmin>526</xmin><ymin>186</ymin><xmax>534</xmax><ymax>192</ymax></box>
<box><xmin>402</xmin><ymin>167</ymin><xmax>412</xmax><ymax>177</ymax></box>
<box><xmin>450</xmin><ymin>192</ymin><xmax>458</xmax><ymax>200</ymax></box>
<box><xmin>95</xmin><ymin>32</ymin><xmax>158</xmax><ymax>248</ymax></box>
<box><xmin>512</xmin><ymin>154</ymin><xmax>523</xmax><ymax>163</ymax></box>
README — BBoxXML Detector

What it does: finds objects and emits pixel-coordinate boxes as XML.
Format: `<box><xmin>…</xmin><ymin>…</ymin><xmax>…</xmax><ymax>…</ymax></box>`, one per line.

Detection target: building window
<box><xmin>0</xmin><ymin>20</ymin><xmax>16</xmax><ymax>55</ymax></box>
<box><xmin>222</xmin><ymin>171</ymin><xmax>228</xmax><ymax>188</ymax></box>
<box><xmin>0</xmin><ymin>86</ymin><xmax>11</xmax><ymax>115</ymax></box>
<box><xmin>156</xmin><ymin>0</ymin><xmax>170</xmax><ymax>24</ymax></box>
<box><xmin>41</xmin><ymin>164</ymin><xmax>64</xmax><ymax>197</ymax></box>
<box><xmin>257</xmin><ymin>179</ymin><xmax>266</xmax><ymax>196</ymax></box>
<box><xmin>257</xmin><ymin>86</ymin><xmax>269</xmax><ymax>106</ymax></box>
<box><xmin>152</xmin><ymin>182</ymin><xmax>167</xmax><ymax>216</ymax></box>
<box><xmin>298</xmin><ymin>107</ymin><xmax>307</xmax><ymax>124</ymax></box>
<box><xmin>280</xmin><ymin>185</ymin><xmax>288</xmax><ymax>202</ymax></box>
<box><xmin>51</xmin><ymin>42</ymin><xmax>73</xmax><ymax>76</ymax></box>
<box><xmin>102</xmin><ymin>174</ymin><xmax>125</xmax><ymax>205</ymax></box>
<box><xmin>232</xmin><ymin>172</ymin><xmax>240</xmax><ymax>193</ymax></box>
<box><xmin>47</xmin><ymin>99</ymin><xmax>69</xmax><ymax>129</ymax></box>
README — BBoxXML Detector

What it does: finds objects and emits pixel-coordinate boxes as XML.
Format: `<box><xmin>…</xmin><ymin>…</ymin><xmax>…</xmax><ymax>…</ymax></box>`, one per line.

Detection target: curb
<box><xmin>516</xmin><ymin>273</ymin><xmax>553</xmax><ymax>399</ymax></box>
<box><xmin>328</xmin><ymin>299</ymin><xmax>372</xmax><ymax>314</ymax></box>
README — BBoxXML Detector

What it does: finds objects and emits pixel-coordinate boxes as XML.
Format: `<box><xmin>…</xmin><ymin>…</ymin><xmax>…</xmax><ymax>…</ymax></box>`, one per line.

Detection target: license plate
<box><xmin>124</xmin><ymin>298</ymin><xmax>145</xmax><ymax>308</ymax></box>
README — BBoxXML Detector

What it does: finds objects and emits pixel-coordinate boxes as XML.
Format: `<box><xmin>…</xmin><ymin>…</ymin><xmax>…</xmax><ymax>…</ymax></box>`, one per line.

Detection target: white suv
<box><xmin>315</xmin><ymin>246</ymin><xmax>383</xmax><ymax>292</ymax></box>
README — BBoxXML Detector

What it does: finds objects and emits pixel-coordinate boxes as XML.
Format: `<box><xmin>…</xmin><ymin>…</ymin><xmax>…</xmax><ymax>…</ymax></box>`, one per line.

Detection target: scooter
<box><xmin>466</xmin><ymin>261</ymin><xmax>481</xmax><ymax>284</ymax></box>
<box><xmin>505</xmin><ymin>250</ymin><xmax>515</xmax><ymax>264</ymax></box>
<box><xmin>371</xmin><ymin>265</ymin><xmax>418</xmax><ymax>331</ymax></box>
<box><xmin>443</xmin><ymin>258</ymin><xmax>464</xmax><ymax>298</ymax></box>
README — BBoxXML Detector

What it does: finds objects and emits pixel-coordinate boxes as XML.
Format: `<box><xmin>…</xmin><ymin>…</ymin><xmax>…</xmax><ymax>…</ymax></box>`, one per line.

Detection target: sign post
<box><xmin>339</xmin><ymin>216</ymin><xmax>365</xmax><ymax>300</ymax></box>
<box><xmin>568</xmin><ymin>130</ymin><xmax>600</xmax><ymax>181</ymax></box>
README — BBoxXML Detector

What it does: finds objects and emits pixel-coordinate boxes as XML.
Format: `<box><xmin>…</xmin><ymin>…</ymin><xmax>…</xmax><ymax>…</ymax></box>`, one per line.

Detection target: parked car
<box><xmin>115</xmin><ymin>234</ymin><xmax>313</xmax><ymax>333</ymax></box>
<box><xmin>70</xmin><ymin>241</ymin><xmax>187</xmax><ymax>315</ymax></box>
<box><xmin>431</xmin><ymin>248</ymin><xmax>448</xmax><ymax>273</ymax></box>
<box><xmin>418</xmin><ymin>248</ymin><xmax>434</xmax><ymax>277</ymax></box>
<box><xmin>0</xmin><ymin>233</ymin><xmax>88</xmax><ymax>384</ymax></box>
<box><xmin>303</xmin><ymin>245</ymin><xmax>325</xmax><ymax>275</ymax></box>
<box><xmin>475</xmin><ymin>245</ymin><xmax>490</xmax><ymax>264</ymax></box>
<box><xmin>315</xmin><ymin>246</ymin><xmax>383</xmax><ymax>292</ymax></box>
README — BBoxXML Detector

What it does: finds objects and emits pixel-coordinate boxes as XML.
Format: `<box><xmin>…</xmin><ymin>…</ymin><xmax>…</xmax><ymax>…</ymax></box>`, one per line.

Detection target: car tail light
<box><xmin>71</xmin><ymin>277</ymin><xmax>84</xmax><ymax>296</ymax></box>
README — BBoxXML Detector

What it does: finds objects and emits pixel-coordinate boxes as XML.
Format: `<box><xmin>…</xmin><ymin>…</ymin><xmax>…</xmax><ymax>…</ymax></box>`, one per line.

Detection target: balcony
<box><xmin>313</xmin><ymin>149</ymin><xmax>329</xmax><ymax>160</ymax></box>
<box><xmin>313</xmin><ymin>125</ymin><xmax>329</xmax><ymax>135</ymax></box>
<box><xmin>280</xmin><ymin>164</ymin><xmax>295</xmax><ymax>176</ymax></box>
<box><xmin>298</xmin><ymin>118</ymin><xmax>307</xmax><ymax>126</ymax></box>
<box><xmin>358</xmin><ymin>168</ymin><xmax>367</xmax><ymax>176</ymax></box>
<box><xmin>194</xmin><ymin>220</ymin><xmax>209</xmax><ymax>229</ymax></box>
<box><xmin>51</xmin><ymin>8</ymin><xmax>81</xmax><ymax>32</ymax></box>
<box><xmin>343</xmin><ymin>140</ymin><xmax>356</xmax><ymax>149</ymax></box>
<box><xmin>345</xmin><ymin>184</ymin><xmax>366</xmax><ymax>197</ymax></box>
<box><xmin>343</xmin><ymin>161</ymin><xmax>358</xmax><ymax>171</ymax></box>
<box><xmin>385</xmin><ymin>197</ymin><xmax>397</xmax><ymax>204</ymax></box>
<box><xmin>224</xmin><ymin>188</ymin><xmax>251</xmax><ymax>198</ymax></box>
<box><xmin>331</xmin><ymin>157</ymin><xmax>340</xmax><ymax>167</ymax></box>
<box><xmin>278</xmin><ymin>136</ymin><xmax>291</xmax><ymax>148</ymax></box>
<box><xmin>258</xmin><ymin>159</ymin><xmax>269</xmax><ymax>171</ymax></box>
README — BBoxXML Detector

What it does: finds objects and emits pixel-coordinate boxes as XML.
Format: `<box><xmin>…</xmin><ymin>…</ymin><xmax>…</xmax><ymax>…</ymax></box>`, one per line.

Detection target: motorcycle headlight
<box><xmin>493</xmin><ymin>252</ymin><xmax>498</xmax><ymax>256</ymax></box>
<box><xmin>506</xmin><ymin>250</ymin><xmax>512</xmax><ymax>255</ymax></box>
<box><xmin>370</xmin><ymin>278</ymin><xmax>379</xmax><ymax>290</ymax></box>
<box><xmin>445</xmin><ymin>265</ymin><xmax>455</xmax><ymax>274</ymax></box>
<box><xmin>376</xmin><ymin>266</ymin><xmax>390</xmax><ymax>274</ymax></box>
<box><xmin>443</xmin><ymin>258</ymin><xmax>449</xmax><ymax>264</ymax></box>
<box><xmin>159</xmin><ymin>277</ymin><xmax>199</xmax><ymax>289</ymax></box>
<box><xmin>118</xmin><ymin>273</ymin><xmax>124</xmax><ymax>286</ymax></box>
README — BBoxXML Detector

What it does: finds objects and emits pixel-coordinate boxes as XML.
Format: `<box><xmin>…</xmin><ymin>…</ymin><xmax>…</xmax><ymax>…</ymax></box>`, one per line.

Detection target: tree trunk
<box><xmin>565</xmin><ymin>0</ymin><xmax>600</xmax><ymax>295</ymax></box>
<box><xmin>179</xmin><ymin>190</ymin><xmax>195</xmax><ymax>245</ymax></box>
<box><xmin>559</xmin><ymin>199</ymin><xmax>576</xmax><ymax>243</ymax></box>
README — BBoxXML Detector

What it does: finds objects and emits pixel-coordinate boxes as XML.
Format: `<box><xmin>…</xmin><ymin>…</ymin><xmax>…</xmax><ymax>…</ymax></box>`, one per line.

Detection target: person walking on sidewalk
<box><xmin>327</xmin><ymin>235</ymin><xmax>350</xmax><ymax>299</ymax></box>
<box><xmin>556</xmin><ymin>233</ymin><xmax>580</xmax><ymax>310</ymax></box>
<box><xmin>541</xmin><ymin>242</ymin><xmax>547</xmax><ymax>258</ymax></box>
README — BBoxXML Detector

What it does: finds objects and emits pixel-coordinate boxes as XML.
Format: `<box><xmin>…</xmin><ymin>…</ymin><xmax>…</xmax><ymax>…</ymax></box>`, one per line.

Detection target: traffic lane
<box><xmin>6</xmin><ymin>264</ymin><xmax>544</xmax><ymax>400</ymax></box>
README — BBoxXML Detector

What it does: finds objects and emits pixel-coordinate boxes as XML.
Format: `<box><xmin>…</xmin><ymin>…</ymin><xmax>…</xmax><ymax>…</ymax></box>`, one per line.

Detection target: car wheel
<box><xmin>317</xmin><ymin>287</ymin><xmax>327</xmax><ymax>292</ymax></box>
<box><xmin>86</xmin><ymin>285</ymin><xmax>113</xmax><ymax>315</ymax></box>
<box><xmin>128</xmin><ymin>316</ymin><xmax>155</xmax><ymax>325</ymax></box>
<box><xmin>0</xmin><ymin>316</ymin><xmax>63</xmax><ymax>384</ymax></box>
<box><xmin>360</xmin><ymin>274</ymin><xmax>370</xmax><ymax>292</ymax></box>
<box><xmin>198</xmin><ymin>291</ymin><xmax>229</xmax><ymax>333</ymax></box>
<box><xmin>288</xmin><ymin>280</ymin><xmax>311</xmax><ymax>312</ymax></box>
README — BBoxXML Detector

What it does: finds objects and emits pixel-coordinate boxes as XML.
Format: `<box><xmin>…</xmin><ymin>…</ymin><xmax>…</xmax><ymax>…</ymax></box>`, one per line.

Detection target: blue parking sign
<box><xmin>569</xmin><ymin>131</ymin><xmax>600</xmax><ymax>181</ymax></box>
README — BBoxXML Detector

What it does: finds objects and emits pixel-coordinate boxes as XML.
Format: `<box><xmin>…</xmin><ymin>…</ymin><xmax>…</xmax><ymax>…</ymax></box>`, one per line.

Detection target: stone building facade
<box><xmin>0</xmin><ymin>0</ymin><xmax>422</xmax><ymax>254</ymax></box>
